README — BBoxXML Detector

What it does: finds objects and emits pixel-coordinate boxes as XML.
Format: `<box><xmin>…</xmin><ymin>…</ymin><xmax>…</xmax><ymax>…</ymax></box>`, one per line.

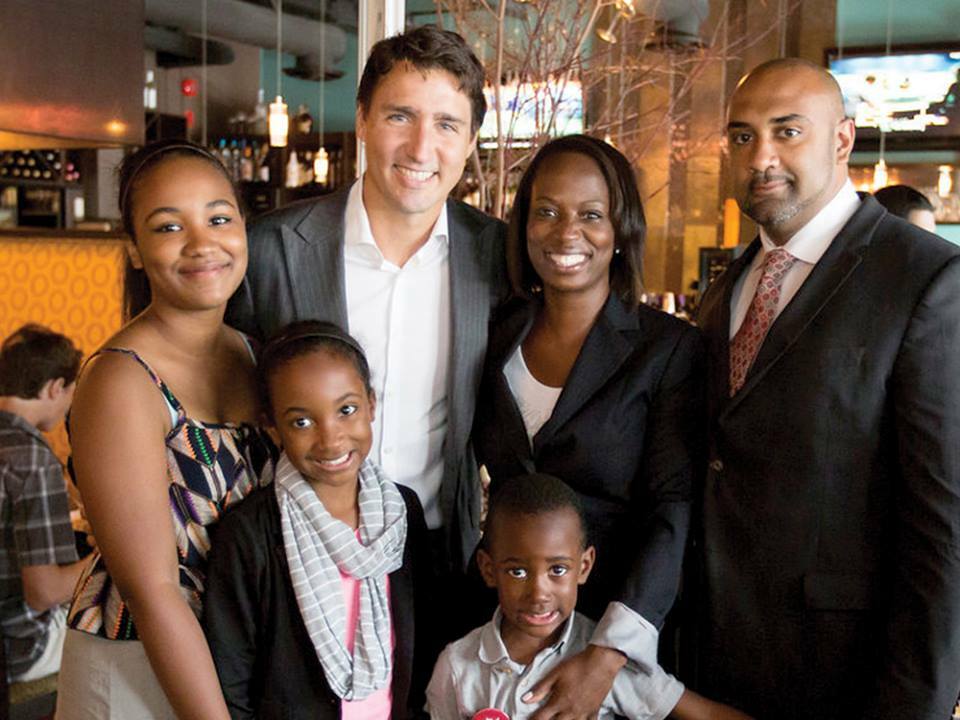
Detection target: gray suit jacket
<box><xmin>693</xmin><ymin>194</ymin><xmax>960</xmax><ymax>719</ymax></box>
<box><xmin>226</xmin><ymin>187</ymin><xmax>507</xmax><ymax>569</ymax></box>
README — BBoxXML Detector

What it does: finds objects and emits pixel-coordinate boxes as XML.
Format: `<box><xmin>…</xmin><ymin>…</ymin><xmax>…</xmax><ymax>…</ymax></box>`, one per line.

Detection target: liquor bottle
<box><xmin>285</xmin><ymin>150</ymin><xmax>301</xmax><ymax>188</ymax></box>
<box><xmin>240</xmin><ymin>141</ymin><xmax>254</xmax><ymax>182</ymax></box>
<box><xmin>218</xmin><ymin>139</ymin><xmax>231</xmax><ymax>174</ymax></box>
<box><xmin>256</xmin><ymin>142</ymin><xmax>270</xmax><ymax>183</ymax></box>
<box><xmin>144</xmin><ymin>70</ymin><xmax>158</xmax><ymax>110</ymax></box>
<box><xmin>661</xmin><ymin>292</ymin><xmax>676</xmax><ymax>315</ymax></box>
<box><xmin>229</xmin><ymin>140</ymin><xmax>241</xmax><ymax>182</ymax></box>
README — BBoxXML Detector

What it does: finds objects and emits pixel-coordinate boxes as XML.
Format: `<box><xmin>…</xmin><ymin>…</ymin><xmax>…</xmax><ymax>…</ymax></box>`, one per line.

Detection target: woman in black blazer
<box><xmin>473</xmin><ymin>135</ymin><xmax>705</xmax><ymax>716</ymax></box>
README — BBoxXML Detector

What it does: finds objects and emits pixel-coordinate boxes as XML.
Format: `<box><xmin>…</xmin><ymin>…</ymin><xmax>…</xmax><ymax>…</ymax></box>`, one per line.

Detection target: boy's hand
<box><xmin>523</xmin><ymin>644</ymin><xmax>625</xmax><ymax>720</ymax></box>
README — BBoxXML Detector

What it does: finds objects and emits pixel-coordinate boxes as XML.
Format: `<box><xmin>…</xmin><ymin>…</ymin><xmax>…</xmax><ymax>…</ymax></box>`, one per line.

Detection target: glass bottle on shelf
<box><xmin>240</xmin><ymin>141</ymin><xmax>254</xmax><ymax>182</ymax></box>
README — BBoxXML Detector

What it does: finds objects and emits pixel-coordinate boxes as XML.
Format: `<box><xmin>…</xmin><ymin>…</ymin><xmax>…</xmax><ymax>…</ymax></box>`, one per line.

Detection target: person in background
<box><xmin>472</xmin><ymin>134</ymin><xmax>705</xmax><ymax>719</ymax></box>
<box><xmin>874</xmin><ymin>184</ymin><xmax>938</xmax><ymax>233</ymax></box>
<box><xmin>227</xmin><ymin>26</ymin><xmax>507</xmax><ymax>579</ymax></box>
<box><xmin>0</xmin><ymin>324</ymin><xmax>85</xmax><ymax>684</ymax></box>
<box><xmin>427</xmin><ymin>474</ymin><xmax>751</xmax><ymax>720</ymax></box>
<box><xmin>203</xmin><ymin>321</ymin><xmax>435</xmax><ymax>719</ymax></box>
<box><xmin>693</xmin><ymin>58</ymin><xmax>960</xmax><ymax>718</ymax></box>
<box><xmin>55</xmin><ymin>140</ymin><xmax>274</xmax><ymax>720</ymax></box>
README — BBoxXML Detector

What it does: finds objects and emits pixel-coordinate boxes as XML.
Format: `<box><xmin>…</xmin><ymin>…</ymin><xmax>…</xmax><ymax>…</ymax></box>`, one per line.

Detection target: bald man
<box><xmin>692</xmin><ymin>58</ymin><xmax>960</xmax><ymax>719</ymax></box>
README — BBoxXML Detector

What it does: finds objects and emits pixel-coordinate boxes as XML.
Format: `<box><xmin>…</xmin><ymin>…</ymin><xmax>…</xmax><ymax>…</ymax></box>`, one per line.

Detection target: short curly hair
<box><xmin>484</xmin><ymin>473</ymin><xmax>588</xmax><ymax>551</ymax></box>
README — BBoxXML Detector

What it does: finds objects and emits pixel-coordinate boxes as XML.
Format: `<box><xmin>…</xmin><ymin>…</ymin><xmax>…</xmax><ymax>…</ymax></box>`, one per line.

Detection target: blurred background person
<box><xmin>874</xmin><ymin>184</ymin><xmax>938</xmax><ymax>233</ymax></box>
<box><xmin>0</xmin><ymin>324</ymin><xmax>86</xmax><ymax>684</ymax></box>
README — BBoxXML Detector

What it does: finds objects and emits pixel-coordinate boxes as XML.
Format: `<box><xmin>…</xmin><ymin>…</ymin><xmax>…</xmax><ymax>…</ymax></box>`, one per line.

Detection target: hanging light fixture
<box><xmin>939</xmin><ymin>165</ymin><xmax>954</xmax><ymax>197</ymax></box>
<box><xmin>201</xmin><ymin>0</ymin><xmax>208</xmax><ymax>146</ymax></box>
<box><xmin>871</xmin><ymin>157</ymin><xmax>889</xmax><ymax>190</ymax></box>
<box><xmin>616</xmin><ymin>0</ymin><xmax>636</xmax><ymax>19</ymax></box>
<box><xmin>597</xmin><ymin>0</ymin><xmax>636</xmax><ymax>44</ymax></box>
<box><xmin>597</xmin><ymin>14</ymin><xmax>619</xmax><ymax>44</ymax></box>
<box><xmin>313</xmin><ymin>0</ymin><xmax>329</xmax><ymax>184</ymax></box>
<box><xmin>269</xmin><ymin>0</ymin><xmax>289</xmax><ymax>147</ymax></box>
<box><xmin>872</xmin><ymin>0</ymin><xmax>894</xmax><ymax>192</ymax></box>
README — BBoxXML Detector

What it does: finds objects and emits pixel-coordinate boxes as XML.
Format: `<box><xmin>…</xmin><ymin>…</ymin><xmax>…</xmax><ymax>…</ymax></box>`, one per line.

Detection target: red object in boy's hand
<box><xmin>473</xmin><ymin>709</ymin><xmax>509</xmax><ymax>720</ymax></box>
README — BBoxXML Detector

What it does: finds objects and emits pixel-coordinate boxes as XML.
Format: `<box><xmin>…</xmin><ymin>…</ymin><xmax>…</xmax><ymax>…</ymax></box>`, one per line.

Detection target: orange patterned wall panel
<box><xmin>0</xmin><ymin>235</ymin><xmax>126</xmax><ymax>462</ymax></box>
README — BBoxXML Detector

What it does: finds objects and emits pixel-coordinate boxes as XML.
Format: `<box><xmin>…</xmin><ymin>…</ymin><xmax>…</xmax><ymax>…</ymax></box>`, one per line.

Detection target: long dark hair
<box><xmin>117</xmin><ymin>139</ymin><xmax>242</xmax><ymax>320</ymax></box>
<box><xmin>506</xmin><ymin>134</ymin><xmax>646</xmax><ymax>305</ymax></box>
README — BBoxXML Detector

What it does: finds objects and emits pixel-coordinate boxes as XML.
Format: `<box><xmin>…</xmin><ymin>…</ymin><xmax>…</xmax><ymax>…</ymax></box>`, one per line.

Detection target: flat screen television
<box><xmin>479</xmin><ymin>78</ymin><xmax>583</xmax><ymax>148</ymax></box>
<box><xmin>826</xmin><ymin>44</ymin><xmax>960</xmax><ymax>148</ymax></box>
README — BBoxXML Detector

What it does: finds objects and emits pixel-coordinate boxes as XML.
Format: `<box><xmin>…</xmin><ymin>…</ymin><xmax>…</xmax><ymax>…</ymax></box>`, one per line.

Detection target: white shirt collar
<box><xmin>758</xmin><ymin>178</ymin><xmax>860</xmax><ymax>264</ymax></box>
<box><xmin>344</xmin><ymin>177</ymin><xmax>449</xmax><ymax>254</ymax></box>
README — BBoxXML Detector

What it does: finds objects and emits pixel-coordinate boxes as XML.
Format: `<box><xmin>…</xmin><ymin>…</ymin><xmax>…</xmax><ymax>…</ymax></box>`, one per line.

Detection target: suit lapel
<box><xmin>533</xmin><ymin>295</ymin><xmax>637</xmax><ymax>454</ymax></box>
<box><xmin>723</xmin><ymin>196</ymin><xmax>883</xmax><ymax>417</ymax></box>
<box><xmin>487</xmin><ymin>301</ymin><xmax>539</xmax><ymax>473</ymax></box>
<box><xmin>446</xmin><ymin>199</ymin><xmax>492</xmax><ymax>458</ymax></box>
<box><xmin>286</xmin><ymin>188</ymin><xmax>350</xmax><ymax>328</ymax></box>
<box><xmin>698</xmin><ymin>240</ymin><xmax>760</xmax><ymax>412</ymax></box>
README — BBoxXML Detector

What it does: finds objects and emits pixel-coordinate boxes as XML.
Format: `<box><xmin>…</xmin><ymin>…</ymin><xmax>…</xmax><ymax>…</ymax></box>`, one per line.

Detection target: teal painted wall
<box><xmin>259</xmin><ymin>32</ymin><xmax>359</xmax><ymax>134</ymax></box>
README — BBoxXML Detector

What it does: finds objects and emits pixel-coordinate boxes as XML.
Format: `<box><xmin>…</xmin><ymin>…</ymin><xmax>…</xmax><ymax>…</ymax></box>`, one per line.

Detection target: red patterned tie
<box><xmin>729</xmin><ymin>248</ymin><xmax>798</xmax><ymax>396</ymax></box>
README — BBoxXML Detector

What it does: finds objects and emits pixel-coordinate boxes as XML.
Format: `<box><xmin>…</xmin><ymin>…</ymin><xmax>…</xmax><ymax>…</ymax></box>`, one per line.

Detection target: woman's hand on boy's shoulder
<box><xmin>523</xmin><ymin>644</ymin><xmax>625</xmax><ymax>720</ymax></box>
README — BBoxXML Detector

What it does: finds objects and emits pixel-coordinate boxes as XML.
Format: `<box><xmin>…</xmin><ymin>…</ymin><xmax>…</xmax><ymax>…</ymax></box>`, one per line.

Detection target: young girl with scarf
<box><xmin>202</xmin><ymin>321</ymin><xmax>437</xmax><ymax>719</ymax></box>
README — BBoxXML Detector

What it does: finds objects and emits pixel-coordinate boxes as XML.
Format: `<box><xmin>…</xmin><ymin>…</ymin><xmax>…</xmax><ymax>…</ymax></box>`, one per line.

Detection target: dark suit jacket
<box><xmin>693</xmin><ymin>194</ymin><xmax>960</xmax><ymax>719</ymax></box>
<box><xmin>202</xmin><ymin>483</ymin><xmax>438</xmax><ymax>720</ymax></box>
<box><xmin>226</xmin><ymin>188</ymin><xmax>507</xmax><ymax>569</ymax></box>
<box><xmin>473</xmin><ymin>294</ymin><xmax>704</xmax><ymax>627</ymax></box>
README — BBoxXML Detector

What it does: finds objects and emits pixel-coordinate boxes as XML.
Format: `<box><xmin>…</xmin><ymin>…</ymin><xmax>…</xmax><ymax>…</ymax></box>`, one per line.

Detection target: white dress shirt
<box><xmin>344</xmin><ymin>179</ymin><xmax>450</xmax><ymax>528</ymax></box>
<box><xmin>730</xmin><ymin>180</ymin><xmax>861</xmax><ymax>338</ymax></box>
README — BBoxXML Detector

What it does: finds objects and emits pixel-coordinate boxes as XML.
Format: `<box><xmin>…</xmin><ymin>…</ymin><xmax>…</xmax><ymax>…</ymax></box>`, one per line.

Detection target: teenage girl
<box><xmin>56</xmin><ymin>140</ymin><xmax>275</xmax><ymax>720</ymax></box>
<box><xmin>202</xmin><ymin>320</ymin><xmax>435</xmax><ymax>720</ymax></box>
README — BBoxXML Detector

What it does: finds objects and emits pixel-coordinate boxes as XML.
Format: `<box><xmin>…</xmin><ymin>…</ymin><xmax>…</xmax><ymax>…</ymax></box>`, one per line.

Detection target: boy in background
<box><xmin>0</xmin><ymin>324</ymin><xmax>86</xmax><ymax>682</ymax></box>
<box><xmin>426</xmin><ymin>474</ymin><xmax>750</xmax><ymax>720</ymax></box>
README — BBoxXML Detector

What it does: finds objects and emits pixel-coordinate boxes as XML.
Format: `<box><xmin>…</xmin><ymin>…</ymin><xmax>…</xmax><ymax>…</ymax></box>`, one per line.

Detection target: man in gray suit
<box><xmin>693</xmin><ymin>58</ymin><xmax>960</xmax><ymax>718</ymax></box>
<box><xmin>227</xmin><ymin>26</ymin><xmax>506</xmax><ymax>572</ymax></box>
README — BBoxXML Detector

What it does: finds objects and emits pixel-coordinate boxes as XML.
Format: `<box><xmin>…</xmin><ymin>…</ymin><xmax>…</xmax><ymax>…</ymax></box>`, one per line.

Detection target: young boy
<box><xmin>0</xmin><ymin>324</ymin><xmax>86</xmax><ymax>683</ymax></box>
<box><xmin>426</xmin><ymin>473</ymin><xmax>752</xmax><ymax>720</ymax></box>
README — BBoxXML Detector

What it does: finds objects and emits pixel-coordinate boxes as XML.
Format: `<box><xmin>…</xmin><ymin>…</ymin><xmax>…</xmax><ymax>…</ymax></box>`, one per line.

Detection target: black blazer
<box><xmin>693</xmin><ymin>195</ymin><xmax>960</xmax><ymax>719</ymax></box>
<box><xmin>473</xmin><ymin>294</ymin><xmax>705</xmax><ymax>627</ymax></box>
<box><xmin>201</xmin><ymin>484</ymin><xmax>438</xmax><ymax>720</ymax></box>
<box><xmin>225</xmin><ymin>188</ymin><xmax>507</xmax><ymax>570</ymax></box>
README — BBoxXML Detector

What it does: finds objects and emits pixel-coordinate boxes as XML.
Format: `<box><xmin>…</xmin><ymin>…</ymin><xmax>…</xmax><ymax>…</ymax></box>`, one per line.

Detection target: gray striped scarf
<box><xmin>274</xmin><ymin>453</ymin><xmax>407</xmax><ymax>700</ymax></box>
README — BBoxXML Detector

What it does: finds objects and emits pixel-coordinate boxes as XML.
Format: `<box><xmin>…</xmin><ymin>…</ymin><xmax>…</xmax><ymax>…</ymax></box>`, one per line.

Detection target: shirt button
<box><xmin>384</xmin><ymin>447</ymin><xmax>393</xmax><ymax>455</ymax></box>
<box><xmin>710</xmin><ymin>459</ymin><xmax>723</xmax><ymax>472</ymax></box>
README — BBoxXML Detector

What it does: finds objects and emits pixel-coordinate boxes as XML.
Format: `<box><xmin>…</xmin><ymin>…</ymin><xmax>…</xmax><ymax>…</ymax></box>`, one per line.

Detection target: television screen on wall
<box><xmin>826</xmin><ymin>45</ymin><xmax>960</xmax><ymax>147</ymax></box>
<box><xmin>479</xmin><ymin>78</ymin><xmax>583</xmax><ymax>148</ymax></box>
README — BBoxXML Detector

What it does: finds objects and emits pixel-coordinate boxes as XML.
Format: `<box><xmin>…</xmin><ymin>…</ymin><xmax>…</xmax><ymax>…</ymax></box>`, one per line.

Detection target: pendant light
<box><xmin>313</xmin><ymin>0</ymin><xmax>329</xmax><ymax>184</ymax></box>
<box><xmin>269</xmin><ymin>0</ymin><xmax>289</xmax><ymax>147</ymax></box>
<box><xmin>871</xmin><ymin>0</ymin><xmax>894</xmax><ymax>192</ymax></box>
<box><xmin>938</xmin><ymin>165</ymin><xmax>953</xmax><ymax>197</ymax></box>
<box><xmin>201</xmin><ymin>0</ymin><xmax>208</xmax><ymax>146</ymax></box>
